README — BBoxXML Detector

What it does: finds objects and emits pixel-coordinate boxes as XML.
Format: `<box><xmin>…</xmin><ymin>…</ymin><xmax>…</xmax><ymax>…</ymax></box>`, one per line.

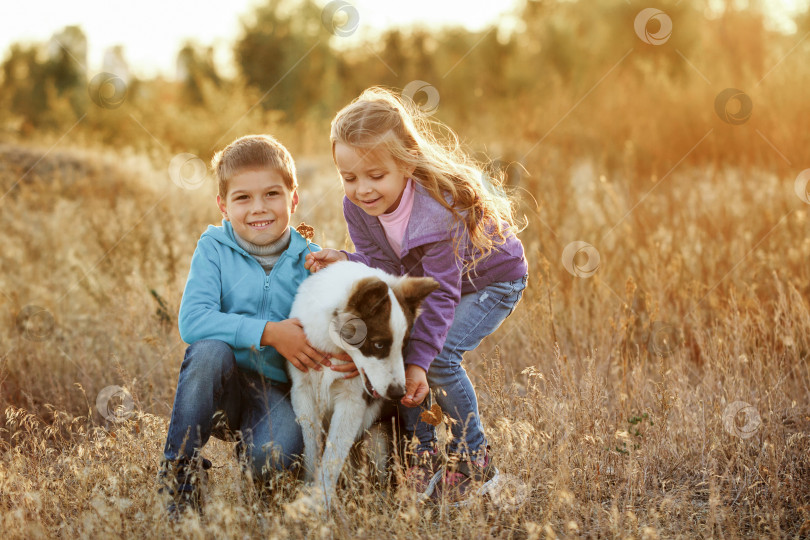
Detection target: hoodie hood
<box><xmin>201</xmin><ymin>219</ymin><xmax>248</xmax><ymax>254</ymax></box>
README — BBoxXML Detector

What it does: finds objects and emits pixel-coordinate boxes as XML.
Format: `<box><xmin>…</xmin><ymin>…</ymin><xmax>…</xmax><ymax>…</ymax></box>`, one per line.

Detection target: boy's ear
<box><xmin>216</xmin><ymin>195</ymin><xmax>228</xmax><ymax>220</ymax></box>
<box><xmin>291</xmin><ymin>190</ymin><xmax>299</xmax><ymax>213</ymax></box>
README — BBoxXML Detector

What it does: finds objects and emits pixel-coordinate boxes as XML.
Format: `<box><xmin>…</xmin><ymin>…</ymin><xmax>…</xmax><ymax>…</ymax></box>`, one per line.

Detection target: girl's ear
<box><xmin>404</xmin><ymin>150</ymin><xmax>418</xmax><ymax>178</ymax></box>
<box><xmin>216</xmin><ymin>195</ymin><xmax>229</xmax><ymax>220</ymax></box>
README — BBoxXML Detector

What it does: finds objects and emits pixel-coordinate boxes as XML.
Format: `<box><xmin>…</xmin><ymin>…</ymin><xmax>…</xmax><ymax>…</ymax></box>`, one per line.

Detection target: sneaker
<box><xmin>157</xmin><ymin>456</ymin><xmax>211</xmax><ymax>519</ymax></box>
<box><xmin>432</xmin><ymin>448</ymin><xmax>499</xmax><ymax>507</ymax></box>
<box><xmin>402</xmin><ymin>449</ymin><xmax>442</xmax><ymax>501</ymax></box>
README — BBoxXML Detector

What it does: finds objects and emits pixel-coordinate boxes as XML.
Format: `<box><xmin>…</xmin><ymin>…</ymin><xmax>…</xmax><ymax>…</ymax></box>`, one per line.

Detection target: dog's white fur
<box><xmin>287</xmin><ymin>261</ymin><xmax>437</xmax><ymax>507</ymax></box>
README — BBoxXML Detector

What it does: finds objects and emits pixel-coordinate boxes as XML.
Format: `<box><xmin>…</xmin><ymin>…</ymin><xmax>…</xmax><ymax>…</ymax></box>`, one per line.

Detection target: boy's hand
<box><xmin>329</xmin><ymin>352</ymin><xmax>360</xmax><ymax>379</ymax></box>
<box><xmin>401</xmin><ymin>364</ymin><xmax>429</xmax><ymax>407</ymax></box>
<box><xmin>305</xmin><ymin>249</ymin><xmax>348</xmax><ymax>273</ymax></box>
<box><xmin>262</xmin><ymin>319</ymin><xmax>333</xmax><ymax>373</ymax></box>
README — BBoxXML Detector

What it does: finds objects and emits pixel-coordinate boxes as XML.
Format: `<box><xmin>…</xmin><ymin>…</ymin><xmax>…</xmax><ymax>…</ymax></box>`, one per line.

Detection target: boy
<box><xmin>157</xmin><ymin>135</ymin><xmax>354</xmax><ymax>517</ymax></box>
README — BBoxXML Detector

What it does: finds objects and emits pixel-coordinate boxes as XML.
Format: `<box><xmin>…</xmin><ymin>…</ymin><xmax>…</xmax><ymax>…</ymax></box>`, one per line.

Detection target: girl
<box><xmin>306</xmin><ymin>87</ymin><xmax>528</xmax><ymax>505</ymax></box>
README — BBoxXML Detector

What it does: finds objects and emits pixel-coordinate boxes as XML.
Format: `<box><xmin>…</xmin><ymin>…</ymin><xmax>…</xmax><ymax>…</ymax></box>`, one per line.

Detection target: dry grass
<box><xmin>3</xmin><ymin>4</ymin><xmax>810</xmax><ymax>536</ymax></box>
<box><xmin>1</xmin><ymin>135</ymin><xmax>809</xmax><ymax>536</ymax></box>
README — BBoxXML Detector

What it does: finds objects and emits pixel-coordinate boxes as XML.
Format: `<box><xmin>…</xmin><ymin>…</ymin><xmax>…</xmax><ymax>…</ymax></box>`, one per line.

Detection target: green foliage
<box><xmin>1</xmin><ymin>44</ymin><xmax>50</xmax><ymax>129</ymax></box>
<box><xmin>1</xmin><ymin>26</ymin><xmax>88</xmax><ymax>131</ymax></box>
<box><xmin>234</xmin><ymin>0</ymin><xmax>338</xmax><ymax>117</ymax></box>
<box><xmin>0</xmin><ymin>0</ymin><xmax>807</xmax><ymax>175</ymax></box>
<box><xmin>149</xmin><ymin>289</ymin><xmax>173</xmax><ymax>327</ymax></box>
<box><xmin>177</xmin><ymin>42</ymin><xmax>222</xmax><ymax>105</ymax></box>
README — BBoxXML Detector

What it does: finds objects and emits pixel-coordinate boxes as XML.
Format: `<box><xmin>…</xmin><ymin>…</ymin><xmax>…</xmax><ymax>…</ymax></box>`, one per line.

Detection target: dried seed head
<box><xmin>296</xmin><ymin>223</ymin><xmax>315</xmax><ymax>241</ymax></box>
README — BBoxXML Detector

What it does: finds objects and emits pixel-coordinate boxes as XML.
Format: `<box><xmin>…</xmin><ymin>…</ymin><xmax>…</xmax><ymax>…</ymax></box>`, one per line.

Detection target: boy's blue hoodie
<box><xmin>178</xmin><ymin>220</ymin><xmax>320</xmax><ymax>383</ymax></box>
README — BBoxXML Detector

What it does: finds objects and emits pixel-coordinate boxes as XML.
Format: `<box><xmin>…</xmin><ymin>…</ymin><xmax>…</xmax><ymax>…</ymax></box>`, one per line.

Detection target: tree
<box><xmin>0</xmin><ymin>26</ymin><xmax>89</xmax><ymax>129</ymax></box>
<box><xmin>234</xmin><ymin>0</ymin><xmax>337</xmax><ymax>117</ymax></box>
<box><xmin>46</xmin><ymin>25</ymin><xmax>88</xmax><ymax>117</ymax></box>
<box><xmin>1</xmin><ymin>44</ymin><xmax>50</xmax><ymax>129</ymax></box>
<box><xmin>177</xmin><ymin>42</ymin><xmax>221</xmax><ymax>105</ymax></box>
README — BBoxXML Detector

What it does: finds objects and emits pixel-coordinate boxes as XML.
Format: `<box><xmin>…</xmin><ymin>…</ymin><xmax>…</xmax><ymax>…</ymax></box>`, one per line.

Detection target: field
<box><xmin>2</xmin><ymin>1</ymin><xmax>810</xmax><ymax>538</ymax></box>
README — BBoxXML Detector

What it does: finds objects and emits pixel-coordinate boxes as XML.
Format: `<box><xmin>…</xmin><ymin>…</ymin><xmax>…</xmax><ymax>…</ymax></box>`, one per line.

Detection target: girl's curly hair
<box><xmin>330</xmin><ymin>86</ymin><xmax>523</xmax><ymax>273</ymax></box>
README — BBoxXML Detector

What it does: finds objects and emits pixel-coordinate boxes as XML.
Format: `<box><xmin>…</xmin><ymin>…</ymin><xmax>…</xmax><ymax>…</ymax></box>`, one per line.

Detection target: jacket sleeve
<box><xmin>342</xmin><ymin>197</ymin><xmax>400</xmax><ymax>274</ymax></box>
<box><xmin>177</xmin><ymin>238</ymin><xmax>267</xmax><ymax>350</ymax></box>
<box><xmin>403</xmin><ymin>239</ymin><xmax>463</xmax><ymax>372</ymax></box>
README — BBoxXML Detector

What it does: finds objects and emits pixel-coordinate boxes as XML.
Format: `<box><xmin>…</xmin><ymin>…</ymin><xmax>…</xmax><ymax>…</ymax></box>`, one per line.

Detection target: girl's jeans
<box><xmin>162</xmin><ymin>339</ymin><xmax>303</xmax><ymax>479</ymax></box>
<box><xmin>398</xmin><ymin>274</ymin><xmax>528</xmax><ymax>457</ymax></box>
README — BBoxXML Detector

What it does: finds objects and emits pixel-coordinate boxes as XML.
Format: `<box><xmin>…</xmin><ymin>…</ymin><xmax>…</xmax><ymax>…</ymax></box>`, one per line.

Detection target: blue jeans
<box><xmin>399</xmin><ymin>274</ymin><xmax>528</xmax><ymax>456</ymax></box>
<box><xmin>162</xmin><ymin>340</ymin><xmax>303</xmax><ymax>479</ymax></box>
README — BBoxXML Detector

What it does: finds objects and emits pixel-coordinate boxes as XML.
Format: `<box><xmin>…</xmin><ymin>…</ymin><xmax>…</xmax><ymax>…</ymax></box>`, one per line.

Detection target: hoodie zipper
<box><xmin>257</xmin><ymin>251</ymin><xmax>291</xmax><ymax>319</ymax></box>
<box><xmin>222</xmin><ymin>225</ymin><xmax>297</xmax><ymax>319</ymax></box>
<box><xmin>211</xmin><ymin>223</ymin><xmax>302</xmax><ymax>322</ymax></box>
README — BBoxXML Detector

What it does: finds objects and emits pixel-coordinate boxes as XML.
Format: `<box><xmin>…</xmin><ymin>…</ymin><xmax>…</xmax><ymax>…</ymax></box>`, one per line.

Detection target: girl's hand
<box><xmin>305</xmin><ymin>249</ymin><xmax>348</xmax><ymax>273</ymax></box>
<box><xmin>262</xmin><ymin>319</ymin><xmax>332</xmax><ymax>372</ymax></box>
<box><xmin>401</xmin><ymin>364</ymin><xmax>429</xmax><ymax>407</ymax></box>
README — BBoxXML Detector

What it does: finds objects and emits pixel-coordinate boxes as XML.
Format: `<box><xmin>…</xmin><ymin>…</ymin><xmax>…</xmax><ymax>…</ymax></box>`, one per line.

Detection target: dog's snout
<box><xmin>386</xmin><ymin>383</ymin><xmax>406</xmax><ymax>401</ymax></box>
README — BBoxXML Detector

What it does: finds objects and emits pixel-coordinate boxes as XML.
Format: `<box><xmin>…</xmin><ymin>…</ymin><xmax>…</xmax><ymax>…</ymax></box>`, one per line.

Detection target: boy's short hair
<box><xmin>211</xmin><ymin>135</ymin><xmax>298</xmax><ymax>197</ymax></box>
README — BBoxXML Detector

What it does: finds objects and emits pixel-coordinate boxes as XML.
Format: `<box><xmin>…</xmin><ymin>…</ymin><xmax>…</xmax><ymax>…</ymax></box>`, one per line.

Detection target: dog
<box><xmin>287</xmin><ymin>261</ymin><xmax>437</xmax><ymax>508</ymax></box>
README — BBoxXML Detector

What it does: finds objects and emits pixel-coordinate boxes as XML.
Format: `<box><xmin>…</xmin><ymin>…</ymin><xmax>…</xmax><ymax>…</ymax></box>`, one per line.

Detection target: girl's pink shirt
<box><xmin>377</xmin><ymin>178</ymin><xmax>415</xmax><ymax>257</ymax></box>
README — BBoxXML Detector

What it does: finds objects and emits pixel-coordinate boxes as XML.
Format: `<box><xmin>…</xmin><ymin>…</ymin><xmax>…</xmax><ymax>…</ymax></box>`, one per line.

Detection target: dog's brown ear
<box><xmin>346</xmin><ymin>277</ymin><xmax>391</xmax><ymax>318</ymax></box>
<box><xmin>394</xmin><ymin>277</ymin><xmax>439</xmax><ymax>323</ymax></box>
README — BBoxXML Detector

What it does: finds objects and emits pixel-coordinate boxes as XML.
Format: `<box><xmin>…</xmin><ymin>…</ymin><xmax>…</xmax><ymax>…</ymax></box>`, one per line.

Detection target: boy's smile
<box><xmin>217</xmin><ymin>168</ymin><xmax>298</xmax><ymax>246</ymax></box>
<box><xmin>248</xmin><ymin>219</ymin><xmax>274</xmax><ymax>230</ymax></box>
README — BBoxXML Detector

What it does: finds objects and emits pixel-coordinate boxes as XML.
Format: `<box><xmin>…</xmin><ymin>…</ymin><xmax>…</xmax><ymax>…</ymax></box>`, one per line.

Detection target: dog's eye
<box><xmin>373</xmin><ymin>342</ymin><xmax>384</xmax><ymax>350</ymax></box>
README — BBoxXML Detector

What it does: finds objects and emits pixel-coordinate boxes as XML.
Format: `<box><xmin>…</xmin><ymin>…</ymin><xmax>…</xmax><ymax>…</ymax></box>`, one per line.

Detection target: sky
<box><xmin>0</xmin><ymin>0</ymin><xmax>521</xmax><ymax>78</ymax></box>
<box><xmin>0</xmin><ymin>0</ymin><xmax>806</xmax><ymax>79</ymax></box>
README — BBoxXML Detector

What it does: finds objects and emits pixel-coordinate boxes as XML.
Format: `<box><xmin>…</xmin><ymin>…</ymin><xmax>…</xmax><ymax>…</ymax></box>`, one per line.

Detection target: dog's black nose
<box><xmin>386</xmin><ymin>383</ymin><xmax>406</xmax><ymax>401</ymax></box>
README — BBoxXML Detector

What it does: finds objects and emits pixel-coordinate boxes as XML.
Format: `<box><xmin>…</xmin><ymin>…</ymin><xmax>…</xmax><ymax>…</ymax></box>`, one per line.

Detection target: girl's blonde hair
<box><xmin>330</xmin><ymin>86</ymin><xmax>521</xmax><ymax>271</ymax></box>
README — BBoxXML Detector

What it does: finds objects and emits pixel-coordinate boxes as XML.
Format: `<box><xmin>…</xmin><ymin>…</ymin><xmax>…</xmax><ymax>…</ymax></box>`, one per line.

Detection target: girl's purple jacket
<box><xmin>342</xmin><ymin>182</ymin><xmax>528</xmax><ymax>372</ymax></box>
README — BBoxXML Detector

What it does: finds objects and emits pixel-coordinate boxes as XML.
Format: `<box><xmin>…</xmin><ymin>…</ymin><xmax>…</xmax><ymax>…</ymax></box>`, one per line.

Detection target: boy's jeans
<box><xmin>399</xmin><ymin>275</ymin><xmax>528</xmax><ymax>457</ymax></box>
<box><xmin>162</xmin><ymin>339</ymin><xmax>303</xmax><ymax>479</ymax></box>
